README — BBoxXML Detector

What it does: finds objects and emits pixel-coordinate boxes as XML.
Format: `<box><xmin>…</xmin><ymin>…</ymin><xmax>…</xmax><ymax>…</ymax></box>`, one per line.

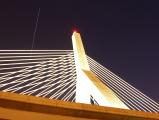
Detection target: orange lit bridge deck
<box><xmin>0</xmin><ymin>92</ymin><xmax>158</xmax><ymax>120</ymax></box>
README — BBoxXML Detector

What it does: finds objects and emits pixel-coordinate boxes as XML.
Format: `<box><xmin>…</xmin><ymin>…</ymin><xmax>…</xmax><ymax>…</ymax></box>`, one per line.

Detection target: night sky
<box><xmin>0</xmin><ymin>1</ymin><xmax>158</xmax><ymax>102</ymax></box>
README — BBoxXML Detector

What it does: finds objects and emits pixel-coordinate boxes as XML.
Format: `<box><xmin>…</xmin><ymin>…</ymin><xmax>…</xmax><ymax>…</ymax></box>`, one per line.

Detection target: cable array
<box><xmin>87</xmin><ymin>56</ymin><xmax>159</xmax><ymax>113</ymax></box>
<box><xmin>0</xmin><ymin>50</ymin><xmax>76</xmax><ymax>102</ymax></box>
<box><xmin>0</xmin><ymin>50</ymin><xmax>158</xmax><ymax>113</ymax></box>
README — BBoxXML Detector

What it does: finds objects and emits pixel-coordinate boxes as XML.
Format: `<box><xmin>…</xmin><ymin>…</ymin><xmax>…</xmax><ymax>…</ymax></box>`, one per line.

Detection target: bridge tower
<box><xmin>72</xmin><ymin>31</ymin><xmax>128</xmax><ymax>109</ymax></box>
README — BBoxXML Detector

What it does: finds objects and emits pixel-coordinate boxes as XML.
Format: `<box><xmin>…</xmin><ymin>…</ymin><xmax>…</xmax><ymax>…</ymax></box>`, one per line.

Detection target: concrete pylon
<box><xmin>72</xmin><ymin>31</ymin><xmax>91</xmax><ymax>104</ymax></box>
<box><xmin>72</xmin><ymin>31</ymin><xmax>129</xmax><ymax>109</ymax></box>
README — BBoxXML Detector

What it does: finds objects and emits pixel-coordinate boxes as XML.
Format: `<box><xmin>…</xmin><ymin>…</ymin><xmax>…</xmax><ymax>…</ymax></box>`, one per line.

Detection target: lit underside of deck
<box><xmin>0</xmin><ymin>92</ymin><xmax>158</xmax><ymax>120</ymax></box>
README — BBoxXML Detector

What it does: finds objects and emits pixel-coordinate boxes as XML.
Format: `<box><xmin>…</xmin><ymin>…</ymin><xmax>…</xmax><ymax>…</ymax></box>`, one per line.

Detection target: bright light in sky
<box><xmin>72</xmin><ymin>27</ymin><xmax>79</xmax><ymax>33</ymax></box>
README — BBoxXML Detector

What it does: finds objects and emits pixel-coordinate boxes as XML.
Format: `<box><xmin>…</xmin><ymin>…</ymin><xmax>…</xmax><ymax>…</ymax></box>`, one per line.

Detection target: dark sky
<box><xmin>0</xmin><ymin>1</ymin><xmax>158</xmax><ymax>102</ymax></box>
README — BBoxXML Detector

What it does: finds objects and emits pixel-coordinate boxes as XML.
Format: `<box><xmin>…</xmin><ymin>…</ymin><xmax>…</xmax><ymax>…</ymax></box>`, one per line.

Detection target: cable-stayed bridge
<box><xmin>0</xmin><ymin>32</ymin><xmax>158</xmax><ymax>120</ymax></box>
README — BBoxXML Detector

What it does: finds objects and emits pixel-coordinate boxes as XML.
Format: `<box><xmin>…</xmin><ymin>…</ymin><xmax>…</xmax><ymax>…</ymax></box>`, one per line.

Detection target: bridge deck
<box><xmin>0</xmin><ymin>92</ymin><xmax>158</xmax><ymax>120</ymax></box>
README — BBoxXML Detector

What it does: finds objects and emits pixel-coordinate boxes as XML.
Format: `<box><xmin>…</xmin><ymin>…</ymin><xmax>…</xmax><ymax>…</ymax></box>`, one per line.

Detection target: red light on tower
<box><xmin>72</xmin><ymin>27</ymin><xmax>79</xmax><ymax>33</ymax></box>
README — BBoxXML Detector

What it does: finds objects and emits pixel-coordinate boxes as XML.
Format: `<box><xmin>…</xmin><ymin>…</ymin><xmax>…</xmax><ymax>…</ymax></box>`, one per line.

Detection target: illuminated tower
<box><xmin>72</xmin><ymin>31</ymin><xmax>128</xmax><ymax>109</ymax></box>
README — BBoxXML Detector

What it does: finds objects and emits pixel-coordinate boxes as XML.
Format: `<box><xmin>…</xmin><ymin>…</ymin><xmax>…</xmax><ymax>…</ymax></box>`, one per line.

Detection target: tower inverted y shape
<box><xmin>72</xmin><ymin>31</ymin><xmax>129</xmax><ymax>109</ymax></box>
